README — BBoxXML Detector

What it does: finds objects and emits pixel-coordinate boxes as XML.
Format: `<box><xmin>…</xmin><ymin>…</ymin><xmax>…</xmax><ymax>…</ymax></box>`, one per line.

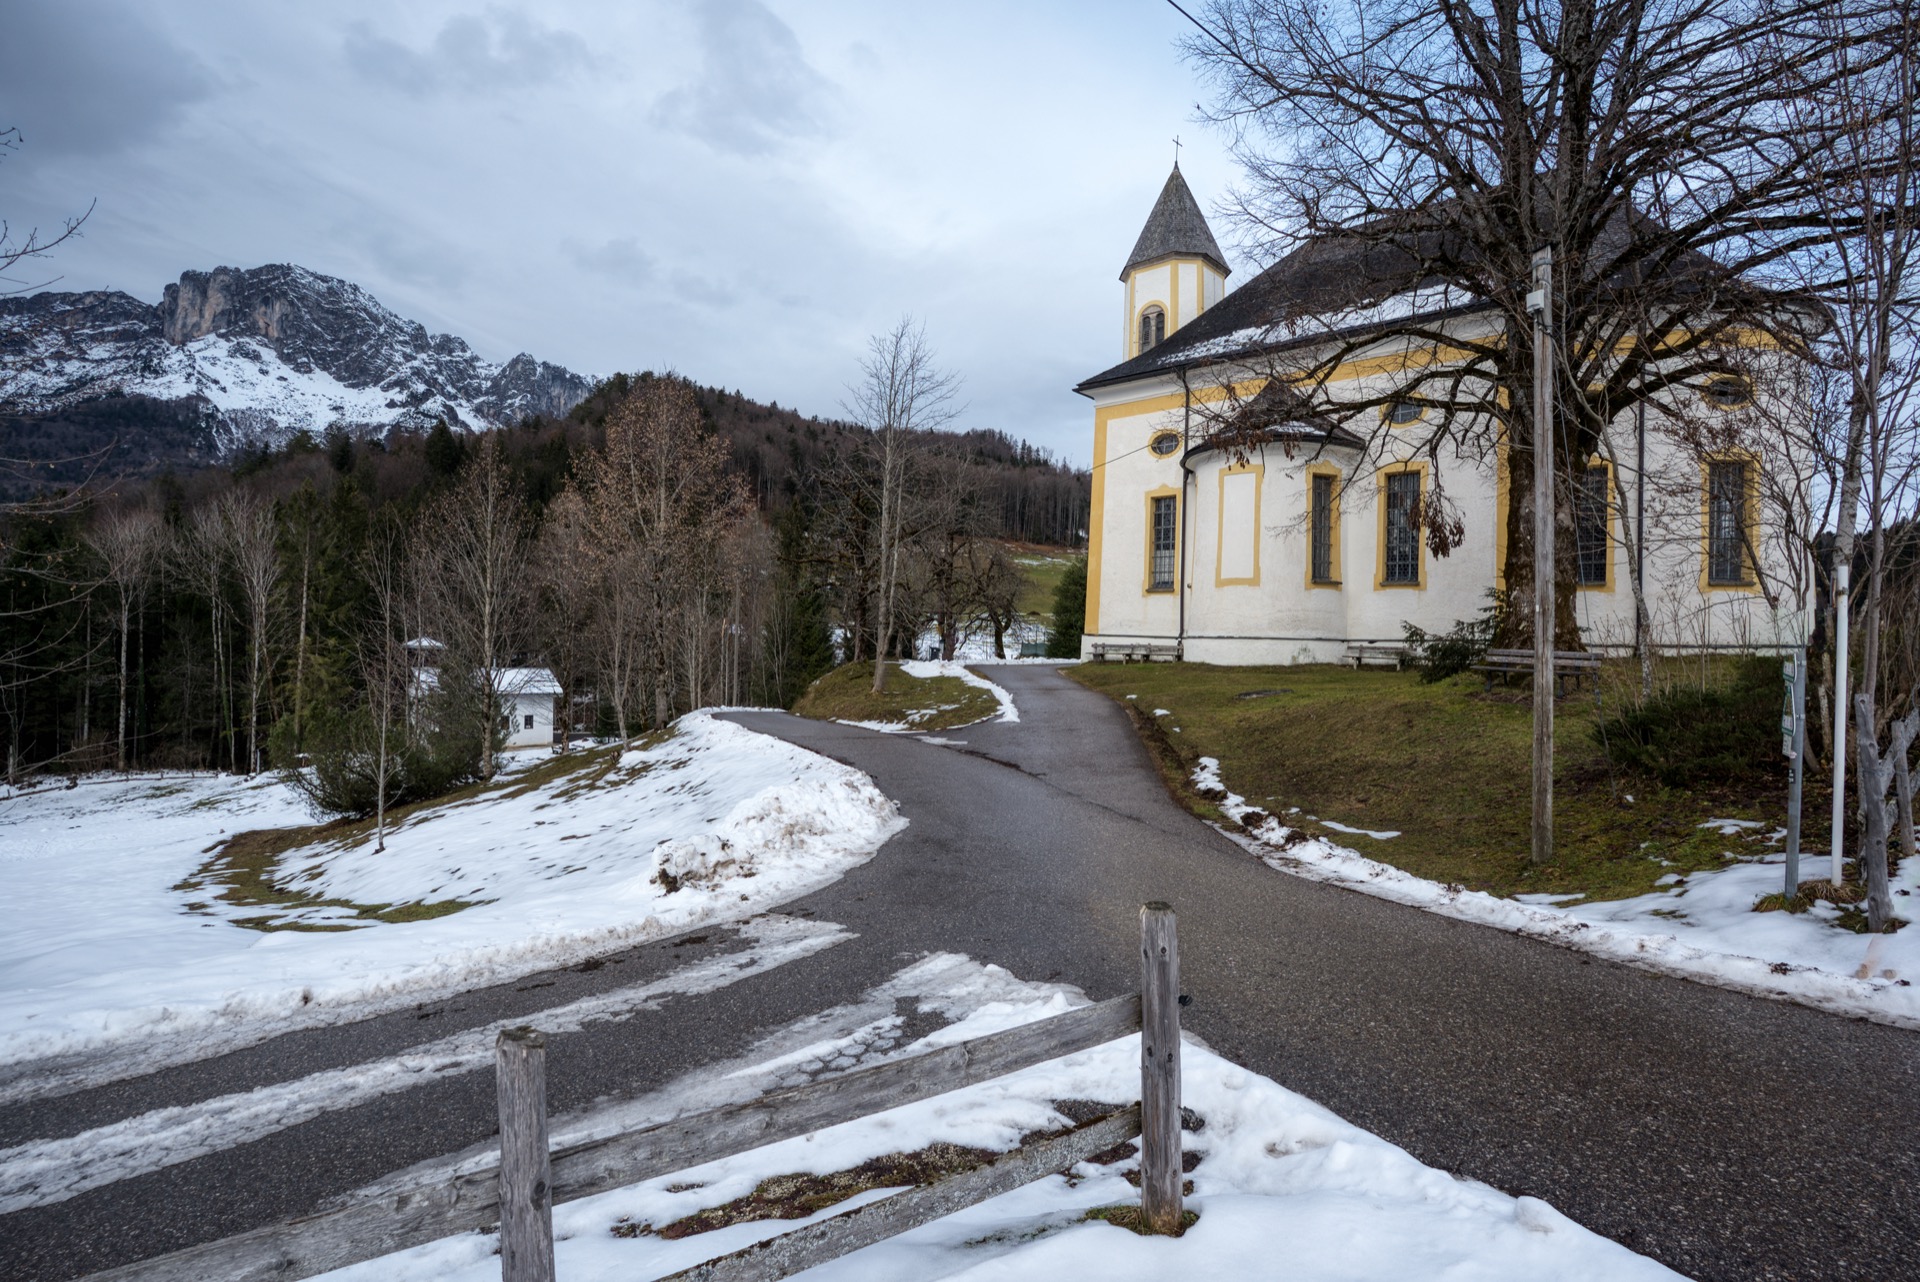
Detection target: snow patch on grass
<box><xmin>0</xmin><ymin>713</ymin><xmax>903</xmax><ymax>1096</ymax></box>
<box><xmin>899</xmin><ymin>660</ymin><xmax>1019</xmax><ymax>724</ymax></box>
<box><xmin>1190</xmin><ymin>759</ymin><xmax>1920</xmax><ymax>1028</ymax></box>
<box><xmin>320</xmin><ymin>963</ymin><xmax>1680</xmax><ymax>1282</ymax></box>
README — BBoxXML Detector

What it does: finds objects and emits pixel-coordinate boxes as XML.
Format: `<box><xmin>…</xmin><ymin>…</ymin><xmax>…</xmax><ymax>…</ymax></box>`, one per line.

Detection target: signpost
<box><xmin>1782</xmin><ymin>649</ymin><xmax>1807</xmax><ymax>898</ymax></box>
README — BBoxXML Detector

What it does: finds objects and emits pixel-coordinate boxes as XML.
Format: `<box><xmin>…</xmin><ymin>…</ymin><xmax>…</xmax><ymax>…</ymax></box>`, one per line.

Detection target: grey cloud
<box><xmin>0</xmin><ymin>3</ymin><xmax>215</xmax><ymax>157</ymax></box>
<box><xmin>344</xmin><ymin>9</ymin><xmax>591</xmax><ymax>96</ymax></box>
<box><xmin>650</xmin><ymin>0</ymin><xmax>837</xmax><ymax>157</ymax></box>
<box><xmin>565</xmin><ymin>236</ymin><xmax>656</xmax><ymax>283</ymax></box>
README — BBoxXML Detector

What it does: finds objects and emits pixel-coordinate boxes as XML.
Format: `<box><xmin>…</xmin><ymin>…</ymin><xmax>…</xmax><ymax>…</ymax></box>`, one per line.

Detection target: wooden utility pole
<box><xmin>1529</xmin><ymin>247</ymin><xmax>1556</xmax><ymax>866</ymax></box>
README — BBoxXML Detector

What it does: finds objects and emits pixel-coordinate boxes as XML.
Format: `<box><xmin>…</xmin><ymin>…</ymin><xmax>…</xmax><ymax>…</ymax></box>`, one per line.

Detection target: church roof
<box><xmin>1083</xmin><ymin>227</ymin><xmax>1481</xmax><ymax>392</ymax></box>
<box><xmin>1082</xmin><ymin>198</ymin><xmax>1776</xmax><ymax>395</ymax></box>
<box><xmin>1122</xmin><ymin>166</ymin><xmax>1230</xmax><ymax>280</ymax></box>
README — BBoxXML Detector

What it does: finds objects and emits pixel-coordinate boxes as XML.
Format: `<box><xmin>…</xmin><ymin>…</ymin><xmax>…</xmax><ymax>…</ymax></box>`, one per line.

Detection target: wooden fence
<box><xmin>82</xmin><ymin>903</ymin><xmax>1185</xmax><ymax>1282</ymax></box>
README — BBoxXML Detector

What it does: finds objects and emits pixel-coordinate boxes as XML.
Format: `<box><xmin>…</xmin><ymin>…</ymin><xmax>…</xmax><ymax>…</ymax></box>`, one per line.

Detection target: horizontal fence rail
<box><xmin>81</xmin><ymin>991</ymin><xmax>1149</xmax><ymax>1282</ymax></box>
<box><xmin>658</xmin><ymin>1106</ymin><xmax>1143</xmax><ymax>1282</ymax></box>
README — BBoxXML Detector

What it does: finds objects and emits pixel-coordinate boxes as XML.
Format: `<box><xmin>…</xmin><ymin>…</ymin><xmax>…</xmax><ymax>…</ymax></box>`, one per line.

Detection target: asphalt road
<box><xmin>3</xmin><ymin>664</ymin><xmax>1915</xmax><ymax>1280</ymax></box>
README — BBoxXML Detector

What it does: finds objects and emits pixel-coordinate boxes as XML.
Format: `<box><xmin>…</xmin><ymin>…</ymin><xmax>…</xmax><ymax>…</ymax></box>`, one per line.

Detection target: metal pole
<box><xmin>1635</xmin><ymin>401</ymin><xmax>1646</xmax><ymax>658</ymax></box>
<box><xmin>1831</xmin><ymin>559</ymin><xmax>1851</xmax><ymax>884</ymax></box>
<box><xmin>1529</xmin><ymin>247</ymin><xmax>1555</xmax><ymax>866</ymax></box>
<box><xmin>1785</xmin><ymin>648</ymin><xmax>1806</xmax><ymax>899</ymax></box>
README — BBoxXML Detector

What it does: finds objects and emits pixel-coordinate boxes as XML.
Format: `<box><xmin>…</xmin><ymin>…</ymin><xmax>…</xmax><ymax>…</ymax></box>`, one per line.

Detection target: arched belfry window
<box><xmin>1138</xmin><ymin>306</ymin><xmax>1166</xmax><ymax>354</ymax></box>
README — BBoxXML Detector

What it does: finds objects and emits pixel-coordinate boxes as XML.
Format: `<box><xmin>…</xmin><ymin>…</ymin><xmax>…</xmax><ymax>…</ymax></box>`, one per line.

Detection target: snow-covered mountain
<box><xmin>0</xmin><ymin>264</ymin><xmax>594</xmax><ymax>448</ymax></box>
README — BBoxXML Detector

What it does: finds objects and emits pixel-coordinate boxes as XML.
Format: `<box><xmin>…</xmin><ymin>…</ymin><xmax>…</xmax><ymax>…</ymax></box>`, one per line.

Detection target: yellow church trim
<box><xmin>1086</xmin><ymin>415</ymin><xmax>1108</xmax><ymax>636</ymax></box>
<box><xmin>1133</xmin><ymin>298</ymin><xmax>1170</xmax><ymax>358</ymax></box>
<box><xmin>1578</xmin><ymin>456</ymin><xmax>1618</xmax><ymax>595</ymax></box>
<box><xmin>1304</xmin><ymin>462</ymin><xmax>1343</xmax><ymax>590</ymax></box>
<box><xmin>1142</xmin><ymin>484</ymin><xmax>1182</xmax><ymax>595</ymax></box>
<box><xmin>1374</xmin><ymin>460</ymin><xmax>1429</xmax><ymax>590</ymax></box>
<box><xmin>1214</xmin><ymin>462</ymin><xmax>1264</xmax><ymax>587</ymax></box>
<box><xmin>1698</xmin><ymin>447</ymin><xmax>1764</xmax><ymax>595</ymax></box>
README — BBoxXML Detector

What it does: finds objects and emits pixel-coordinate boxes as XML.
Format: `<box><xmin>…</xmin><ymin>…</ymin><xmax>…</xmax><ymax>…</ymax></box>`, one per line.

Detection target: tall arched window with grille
<box><xmin>1138</xmin><ymin>306</ymin><xmax>1166</xmax><ymax>354</ymax></box>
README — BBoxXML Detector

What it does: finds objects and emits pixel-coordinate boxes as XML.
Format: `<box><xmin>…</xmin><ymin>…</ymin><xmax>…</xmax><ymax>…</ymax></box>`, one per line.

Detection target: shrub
<box><xmin>1402</xmin><ymin>590</ymin><xmax>1508</xmax><ymax>683</ymax></box>
<box><xmin>1046</xmin><ymin>558</ymin><xmax>1088</xmax><ymax>658</ymax></box>
<box><xmin>1593</xmin><ymin>657</ymin><xmax>1783</xmax><ymax>788</ymax></box>
<box><xmin>282</xmin><ymin>705</ymin><xmax>482</xmax><ymax>818</ymax></box>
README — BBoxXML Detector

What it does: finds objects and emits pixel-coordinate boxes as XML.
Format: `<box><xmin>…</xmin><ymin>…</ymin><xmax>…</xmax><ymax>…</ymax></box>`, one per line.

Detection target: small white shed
<box><xmin>496</xmin><ymin>667</ymin><xmax>563</xmax><ymax>749</ymax></box>
<box><xmin>405</xmin><ymin>639</ymin><xmax>563</xmax><ymax>750</ymax></box>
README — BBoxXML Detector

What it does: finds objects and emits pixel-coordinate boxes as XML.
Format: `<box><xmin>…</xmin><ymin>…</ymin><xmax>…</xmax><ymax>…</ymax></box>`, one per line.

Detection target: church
<box><xmin>1073</xmin><ymin>167</ymin><xmax>1808</xmax><ymax>665</ymax></box>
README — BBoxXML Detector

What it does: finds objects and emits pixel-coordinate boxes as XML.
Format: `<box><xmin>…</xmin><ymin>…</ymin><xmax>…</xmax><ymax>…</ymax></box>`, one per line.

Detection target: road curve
<box><xmin>725</xmin><ymin>664</ymin><xmax>1919</xmax><ymax>1282</ymax></box>
<box><xmin>2</xmin><ymin>664</ymin><xmax>1912</xmax><ymax>1281</ymax></box>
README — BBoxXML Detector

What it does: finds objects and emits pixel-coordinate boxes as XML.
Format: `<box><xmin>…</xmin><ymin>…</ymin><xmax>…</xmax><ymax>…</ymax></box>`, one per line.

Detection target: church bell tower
<box><xmin>1120</xmin><ymin>165</ymin><xmax>1231</xmax><ymax>359</ymax></box>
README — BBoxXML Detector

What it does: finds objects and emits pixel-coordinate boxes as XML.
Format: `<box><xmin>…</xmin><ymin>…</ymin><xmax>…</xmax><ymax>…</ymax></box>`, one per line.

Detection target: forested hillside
<box><xmin>0</xmin><ymin>371</ymin><xmax>1088</xmax><ymax>779</ymax></box>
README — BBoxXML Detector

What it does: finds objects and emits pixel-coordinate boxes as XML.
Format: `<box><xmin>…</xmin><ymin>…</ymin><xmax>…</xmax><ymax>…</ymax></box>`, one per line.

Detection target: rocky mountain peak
<box><xmin>2</xmin><ymin>264</ymin><xmax>594</xmax><ymax>446</ymax></box>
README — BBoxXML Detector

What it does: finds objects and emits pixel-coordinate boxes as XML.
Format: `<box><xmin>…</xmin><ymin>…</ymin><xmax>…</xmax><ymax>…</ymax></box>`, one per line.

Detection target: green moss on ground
<box><xmin>792</xmin><ymin>661</ymin><xmax>999</xmax><ymax>731</ymax></box>
<box><xmin>1071</xmin><ymin>662</ymin><xmax>1793</xmax><ymax>903</ymax></box>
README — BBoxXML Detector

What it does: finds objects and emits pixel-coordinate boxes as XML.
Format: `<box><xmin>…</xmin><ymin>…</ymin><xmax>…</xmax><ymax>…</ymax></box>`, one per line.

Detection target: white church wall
<box><xmin>1083</xmin><ymin>381</ymin><xmax>1189</xmax><ymax>651</ymax></box>
<box><xmin>1083</xmin><ymin>319</ymin><xmax>1811</xmax><ymax>665</ymax></box>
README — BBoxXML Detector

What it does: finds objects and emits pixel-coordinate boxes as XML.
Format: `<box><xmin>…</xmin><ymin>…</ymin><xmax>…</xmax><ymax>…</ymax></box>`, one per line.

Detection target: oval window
<box><xmin>1149</xmin><ymin>431</ymin><xmax>1181</xmax><ymax>457</ymax></box>
<box><xmin>1385</xmin><ymin>400</ymin><xmax>1425</xmax><ymax>426</ymax></box>
<box><xmin>1702</xmin><ymin>377</ymin><xmax>1752</xmax><ymax>410</ymax></box>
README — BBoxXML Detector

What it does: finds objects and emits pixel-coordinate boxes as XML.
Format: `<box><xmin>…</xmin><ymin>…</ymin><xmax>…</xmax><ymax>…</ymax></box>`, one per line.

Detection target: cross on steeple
<box><xmin>1172</xmin><ymin>135</ymin><xmax>1182</xmax><ymax>168</ymax></box>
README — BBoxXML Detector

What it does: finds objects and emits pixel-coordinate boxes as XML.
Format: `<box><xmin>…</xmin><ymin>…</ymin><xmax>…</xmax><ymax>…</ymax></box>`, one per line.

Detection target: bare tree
<box><xmin>969</xmin><ymin>542</ymin><xmax>1027</xmax><ymax>659</ymax></box>
<box><xmin>577</xmin><ymin>377</ymin><xmax>753</xmax><ymax>734</ymax></box>
<box><xmin>1780</xmin><ymin>7</ymin><xmax>1920</xmax><ymax>706</ymax></box>
<box><xmin>179</xmin><ymin>500</ymin><xmax>238</xmax><ymax>771</ymax></box>
<box><xmin>845</xmin><ymin>319</ymin><xmax>959</xmax><ymax>691</ymax></box>
<box><xmin>910</xmin><ymin>452</ymin><xmax>992</xmax><ymax>660</ymax></box>
<box><xmin>416</xmin><ymin>437</ymin><xmax>532</xmax><ymax>780</ymax></box>
<box><xmin>0</xmin><ymin>127</ymin><xmax>93</xmax><ymax>296</ymax></box>
<box><xmin>530</xmin><ymin>486</ymin><xmax>597</xmax><ymax>748</ymax></box>
<box><xmin>1177</xmin><ymin>0</ymin><xmax>1901</xmax><ymax>645</ymax></box>
<box><xmin>1766</xmin><ymin>4</ymin><xmax>1920</xmax><ymax>910</ymax></box>
<box><xmin>83</xmin><ymin>506</ymin><xmax>160</xmax><ymax>771</ymax></box>
<box><xmin>219</xmin><ymin>493</ymin><xmax>282</xmax><ymax>776</ymax></box>
<box><xmin>360</xmin><ymin>516</ymin><xmax>408</xmax><ymax>851</ymax></box>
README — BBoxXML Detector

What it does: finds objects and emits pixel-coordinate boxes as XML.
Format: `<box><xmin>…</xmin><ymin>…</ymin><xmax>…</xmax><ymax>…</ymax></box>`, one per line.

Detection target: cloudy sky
<box><xmin>0</xmin><ymin>1</ymin><xmax>1249</xmax><ymax>464</ymax></box>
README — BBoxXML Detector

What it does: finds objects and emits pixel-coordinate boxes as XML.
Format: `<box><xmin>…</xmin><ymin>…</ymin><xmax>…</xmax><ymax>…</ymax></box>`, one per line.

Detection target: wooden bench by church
<box><xmin>1091</xmin><ymin>641</ymin><xmax>1181</xmax><ymax>663</ymax></box>
<box><xmin>1473</xmin><ymin>648</ymin><xmax>1604</xmax><ymax>696</ymax></box>
<box><xmin>1344</xmin><ymin>642</ymin><xmax>1410</xmax><ymax>670</ymax></box>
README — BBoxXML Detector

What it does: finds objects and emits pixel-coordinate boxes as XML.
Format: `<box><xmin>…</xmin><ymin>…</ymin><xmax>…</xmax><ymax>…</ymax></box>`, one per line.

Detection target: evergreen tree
<box><xmin>767</xmin><ymin>500</ymin><xmax>835</xmax><ymax>707</ymax></box>
<box><xmin>423</xmin><ymin>419</ymin><xmax>466</xmax><ymax>478</ymax></box>
<box><xmin>1045</xmin><ymin>558</ymin><xmax>1087</xmax><ymax>659</ymax></box>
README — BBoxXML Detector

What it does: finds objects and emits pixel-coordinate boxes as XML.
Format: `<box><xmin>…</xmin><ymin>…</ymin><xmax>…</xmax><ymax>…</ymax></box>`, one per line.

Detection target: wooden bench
<box><xmin>1091</xmin><ymin>641</ymin><xmax>1181</xmax><ymax>663</ymax></box>
<box><xmin>1473</xmin><ymin>648</ymin><xmax>1603</xmax><ymax>696</ymax></box>
<box><xmin>1345</xmin><ymin>641</ymin><xmax>1410</xmax><ymax>670</ymax></box>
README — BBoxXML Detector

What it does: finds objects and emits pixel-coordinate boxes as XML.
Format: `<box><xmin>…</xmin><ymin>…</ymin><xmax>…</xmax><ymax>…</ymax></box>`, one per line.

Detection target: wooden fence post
<box><xmin>1138</xmin><ymin>901</ymin><xmax>1183</xmax><ymax>1234</ymax></box>
<box><xmin>495</xmin><ymin>1026</ymin><xmax>556</xmax><ymax>1282</ymax></box>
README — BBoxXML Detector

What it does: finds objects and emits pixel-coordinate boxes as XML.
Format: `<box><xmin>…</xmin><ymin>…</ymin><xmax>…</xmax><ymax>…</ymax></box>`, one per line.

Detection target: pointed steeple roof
<box><xmin>1121</xmin><ymin>165</ymin><xmax>1230</xmax><ymax>281</ymax></box>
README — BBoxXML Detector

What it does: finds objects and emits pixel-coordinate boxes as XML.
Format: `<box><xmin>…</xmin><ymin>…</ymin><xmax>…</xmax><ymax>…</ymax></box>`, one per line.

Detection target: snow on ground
<box><xmin>322</xmin><ymin>959</ymin><xmax>1682</xmax><ymax>1282</ymax></box>
<box><xmin>914</xmin><ymin>619</ymin><xmax>1051</xmax><ymax>664</ymax></box>
<box><xmin>0</xmin><ymin>713</ymin><xmax>903</xmax><ymax>1098</ymax></box>
<box><xmin>838</xmin><ymin>662</ymin><xmax>1021</xmax><ymax>734</ymax></box>
<box><xmin>900</xmin><ymin>661</ymin><xmax>1019</xmax><ymax>725</ymax></box>
<box><xmin>1193</xmin><ymin>757</ymin><xmax>1920</xmax><ymax>1029</ymax></box>
<box><xmin>0</xmin><ymin>915</ymin><xmax>850</xmax><ymax>1213</ymax></box>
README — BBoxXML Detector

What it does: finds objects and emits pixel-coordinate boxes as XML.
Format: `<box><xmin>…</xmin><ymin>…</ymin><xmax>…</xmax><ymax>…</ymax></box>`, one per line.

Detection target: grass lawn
<box><xmin>793</xmin><ymin>661</ymin><xmax>1000</xmax><ymax>731</ymax></box>
<box><xmin>1007</xmin><ymin>543</ymin><xmax>1083</xmax><ymax>621</ymax></box>
<box><xmin>1071</xmin><ymin>661</ymin><xmax>1806</xmax><ymax>903</ymax></box>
